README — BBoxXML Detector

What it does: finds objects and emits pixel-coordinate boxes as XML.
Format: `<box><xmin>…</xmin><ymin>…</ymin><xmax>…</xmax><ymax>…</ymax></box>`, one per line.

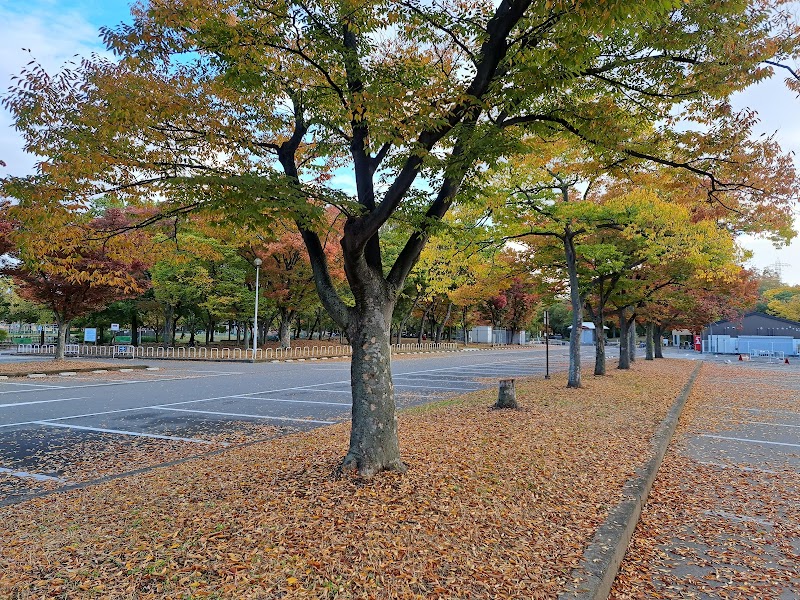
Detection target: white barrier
<box><xmin>16</xmin><ymin>341</ymin><xmax>463</xmax><ymax>360</ymax></box>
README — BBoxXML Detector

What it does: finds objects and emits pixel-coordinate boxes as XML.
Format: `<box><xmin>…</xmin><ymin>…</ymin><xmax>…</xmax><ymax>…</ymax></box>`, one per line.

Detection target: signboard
<box><xmin>84</xmin><ymin>328</ymin><xmax>97</xmax><ymax>343</ymax></box>
<box><xmin>694</xmin><ymin>335</ymin><xmax>702</xmax><ymax>352</ymax></box>
<box><xmin>110</xmin><ymin>323</ymin><xmax>120</xmax><ymax>332</ymax></box>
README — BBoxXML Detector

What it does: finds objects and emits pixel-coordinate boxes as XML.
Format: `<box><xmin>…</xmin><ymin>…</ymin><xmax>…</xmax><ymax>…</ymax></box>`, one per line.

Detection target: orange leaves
<box><xmin>611</xmin><ymin>362</ymin><xmax>800</xmax><ymax>599</ymax></box>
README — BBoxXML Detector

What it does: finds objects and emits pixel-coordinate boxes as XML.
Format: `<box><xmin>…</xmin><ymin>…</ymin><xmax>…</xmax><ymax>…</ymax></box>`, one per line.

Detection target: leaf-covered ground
<box><xmin>1</xmin><ymin>360</ymin><xmax>693</xmax><ymax>599</ymax></box>
<box><xmin>0</xmin><ymin>360</ymin><xmax>127</xmax><ymax>376</ymax></box>
<box><xmin>610</xmin><ymin>362</ymin><xmax>800</xmax><ymax>599</ymax></box>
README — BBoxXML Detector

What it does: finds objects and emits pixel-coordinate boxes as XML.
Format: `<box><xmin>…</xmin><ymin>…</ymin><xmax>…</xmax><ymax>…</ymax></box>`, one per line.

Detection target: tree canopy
<box><xmin>3</xmin><ymin>0</ymin><xmax>799</xmax><ymax>474</ymax></box>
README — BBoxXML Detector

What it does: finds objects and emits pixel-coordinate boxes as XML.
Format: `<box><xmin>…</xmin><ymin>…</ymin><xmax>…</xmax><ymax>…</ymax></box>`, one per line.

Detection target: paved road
<box><xmin>611</xmin><ymin>359</ymin><xmax>800</xmax><ymax>599</ymax></box>
<box><xmin>0</xmin><ymin>345</ymin><xmax>614</xmax><ymax>503</ymax></box>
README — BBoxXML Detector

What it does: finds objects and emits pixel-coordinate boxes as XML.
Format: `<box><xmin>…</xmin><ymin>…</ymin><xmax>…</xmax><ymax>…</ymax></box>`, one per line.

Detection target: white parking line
<box><xmin>399</xmin><ymin>374</ymin><xmax>483</xmax><ymax>380</ymax></box>
<box><xmin>699</xmin><ymin>434</ymin><xmax>800</xmax><ymax>449</ymax></box>
<box><xmin>152</xmin><ymin>407</ymin><xmax>335</xmax><ymax>425</ymax></box>
<box><xmin>708</xmin><ymin>405</ymin><xmax>800</xmax><ymax>416</ymax></box>
<box><xmin>697</xmin><ymin>461</ymin><xmax>780</xmax><ymax>474</ymax></box>
<box><xmin>0</xmin><ymin>372</ymin><xmax>240</xmax><ymax>395</ymax></box>
<box><xmin>747</xmin><ymin>421</ymin><xmax>800</xmax><ymax>429</ymax></box>
<box><xmin>30</xmin><ymin>421</ymin><xmax>220</xmax><ymax>445</ymax></box>
<box><xmin>231</xmin><ymin>395</ymin><xmax>350</xmax><ymax>406</ymax></box>
<box><xmin>0</xmin><ymin>396</ymin><xmax>87</xmax><ymax>409</ymax></box>
<box><xmin>393</xmin><ymin>376</ymin><xmax>484</xmax><ymax>386</ymax></box>
<box><xmin>394</xmin><ymin>383</ymin><xmax>481</xmax><ymax>391</ymax></box>
<box><xmin>287</xmin><ymin>388</ymin><xmax>351</xmax><ymax>394</ymax></box>
<box><xmin>396</xmin><ymin>357</ymin><xmax>544</xmax><ymax>377</ymax></box>
<box><xmin>0</xmin><ymin>382</ymin><xmax>67</xmax><ymax>393</ymax></box>
<box><xmin>0</xmin><ymin>466</ymin><xmax>66</xmax><ymax>483</ymax></box>
<box><xmin>0</xmin><ymin>384</ymin><xmax>354</xmax><ymax>429</ymax></box>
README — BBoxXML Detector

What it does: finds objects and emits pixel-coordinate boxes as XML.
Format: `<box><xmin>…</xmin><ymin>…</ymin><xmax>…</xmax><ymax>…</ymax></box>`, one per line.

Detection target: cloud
<box><xmin>0</xmin><ymin>0</ymin><xmax>114</xmax><ymax>176</ymax></box>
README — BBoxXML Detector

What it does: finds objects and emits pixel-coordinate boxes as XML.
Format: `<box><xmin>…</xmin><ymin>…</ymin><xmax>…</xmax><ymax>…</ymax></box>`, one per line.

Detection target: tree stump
<box><xmin>495</xmin><ymin>379</ymin><xmax>517</xmax><ymax>409</ymax></box>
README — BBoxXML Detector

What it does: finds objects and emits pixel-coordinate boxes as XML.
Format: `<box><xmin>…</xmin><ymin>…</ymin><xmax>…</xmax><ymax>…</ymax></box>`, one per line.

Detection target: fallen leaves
<box><xmin>610</xmin><ymin>362</ymin><xmax>800</xmax><ymax>599</ymax></box>
<box><xmin>0</xmin><ymin>359</ymin><xmax>123</xmax><ymax>376</ymax></box>
<box><xmin>0</xmin><ymin>360</ymin><xmax>696</xmax><ymax>599</ymax></box>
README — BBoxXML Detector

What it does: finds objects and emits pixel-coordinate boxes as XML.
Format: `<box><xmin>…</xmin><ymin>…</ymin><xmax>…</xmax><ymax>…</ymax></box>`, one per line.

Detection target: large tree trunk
<box><xmin>341</xmin><ymin>291</ymin><xmax>405</xmax><ymax>477</ymax></box>
<box><xmin>654</xmin><ymin>325</ymin><xmax>664</xmax><ymax>359</ymax></box>
<box><xmin>54</xmin><ymin>316</ymin><xmax>70</xmax><ymax>360</ymax></box>
<box><xmin>564</xmin><ymin>231</ymin><xmax>582</xmax><ymax>388</ymax></box>
<box><xmin>594</xmin><ymin>310</ymin><xmax>606</xmax><ymax>376</ymax></box>
<box><xmin>163</xmin><ymin>305</ymin><xmax>174</xmax><ymax>349</ymax></box>
<box><xmin>618</xmin><ymin>308</ymin><xmax>630</xmax><ymax>370</ymax></box>
<box><xmin>278</xmin><ymin>309</ymin><xmax>294</xmax><ymax>349</ymax></box>
<box><xmin>645</xmin><ymin>322</ymin><xmax>655</xmax><ymax>360</ymax></box>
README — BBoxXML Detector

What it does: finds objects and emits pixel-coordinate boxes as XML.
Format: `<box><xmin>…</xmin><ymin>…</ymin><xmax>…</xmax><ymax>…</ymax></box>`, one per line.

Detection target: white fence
<box><xmin>17</xmin><ymin>342</ymin><xmax>461</xmax><ymax>360</ymax></box>
<box><xmin>748</xmin><ymin>349</ymin><xmax>785</xmax><ymax>362</ymax></box>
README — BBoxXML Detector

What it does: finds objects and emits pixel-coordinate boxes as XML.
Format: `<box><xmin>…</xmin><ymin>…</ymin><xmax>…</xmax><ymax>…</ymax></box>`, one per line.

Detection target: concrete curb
<box><xmin>0</xmin><ymin>365</ymin><xmax>150</xmax><ymax>379</ymax></box>
<box><xmin>558</xmin><ymin>362</ymin><xmax>702</xmax><ymax>600</ymax></box>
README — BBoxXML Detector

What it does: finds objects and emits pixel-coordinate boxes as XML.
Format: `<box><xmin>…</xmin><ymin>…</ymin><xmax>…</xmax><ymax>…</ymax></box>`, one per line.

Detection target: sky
<box><xmin>1</xmin><ymin>0</ymin><xmax>799</xmax><ymax>284</ymax></box>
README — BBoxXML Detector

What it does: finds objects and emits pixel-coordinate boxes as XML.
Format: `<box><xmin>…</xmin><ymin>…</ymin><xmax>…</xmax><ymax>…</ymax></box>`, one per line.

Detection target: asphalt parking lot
<box><xmin>611</xmin><ymin>358</ymin><xmax>800</xmax><ymax>598</ymax></box>
<box><xmin>0</xmin><ymin>345</ymin><xmax>609</xmax><ymax>504</ymax></box>
<box><xmin>685</xmin><ymin>361</ymin><xmax>800</xmax><ymax>472</ymax></box>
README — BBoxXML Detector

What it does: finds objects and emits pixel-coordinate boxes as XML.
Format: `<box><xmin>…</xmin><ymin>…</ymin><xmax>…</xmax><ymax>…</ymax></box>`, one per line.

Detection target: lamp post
<box><xmin>253</xmin><ymin>257</ymin><xmax>262</xmax><ymax>356</ymax></box>
<box><xmin>544</xmin><ymin>310</ymin><xmax>550</xmax><ymax>379</ymax></box>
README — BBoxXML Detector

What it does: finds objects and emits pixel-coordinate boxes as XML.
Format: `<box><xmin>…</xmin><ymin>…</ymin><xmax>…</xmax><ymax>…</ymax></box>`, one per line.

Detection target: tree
<box><xmin>763</xmin><ymin>285</ymin><xmax>800</xmax><ymax>322</ymax></box>
<box><xmin>642</xmin><ymin>267</ymin><xmax>759</xmax><ymax>356</ymax></box>
<box><xmin>0</xmin><ymin>207</ymin><xmax>151</xmax><ymax>359</ymax></box>
<box><xmin>5</xmin><ymin>0</ymin><xmax>799</xmax><ymax>475</ymax></box>
<box><xmin>255</xmin><ymin>217</ymin><xmax>343</xmax><ymax>348</ymax></box>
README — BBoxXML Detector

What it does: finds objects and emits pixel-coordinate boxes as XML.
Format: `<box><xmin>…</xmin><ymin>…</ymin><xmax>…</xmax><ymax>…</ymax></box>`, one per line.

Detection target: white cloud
<box><xmin>0</xmin><ymin>1</ymin><xmax>112</xmax><ymax>176</ymax></box>
<box><xmin>732</xmin><ymin>75</ymin><xmax>800</xmax><ymax>285</ymax></box>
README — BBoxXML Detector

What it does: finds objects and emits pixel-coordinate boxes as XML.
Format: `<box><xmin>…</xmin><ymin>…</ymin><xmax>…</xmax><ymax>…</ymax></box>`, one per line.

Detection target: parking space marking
<box><xmin>400</xmin><ymin>374</ymin><xmax>484</xmax><ymax>380</ymax></box>
<box><xmin>0</xmin><ymin>396</ymin><xmax>87</xmax><ymax>409</ymax></box>
<box><xmin>0</xmin><ymin>467</ymin><xmax>66</xmax><ymax>483</ymax></box>
<box><xmin>697</xmin><ymin>461</ymin><xmax>781</xmax><ymax>475</ymax></box>
<box><xmin>0</xmin><ymin>356</ymin><xmax>554</xmax><ymax>453</ymax></box>
<box><xmin>231</xmin><ymin>395</ymin><xmax>350</xmax><ymax>406</ymax></box>
<box><xmin>746</xmin><ymin>421</ymin><xmax>800</xmax><ymax>429</ymax></box>
<box><xmin>394</xmin><ymin>383</ymin><xmax>481</xmax><ymax>391</ymax></box>
<box><xmin>699</xmin><ymin>434</ymin><xmax>800</xmax><ymax>449</ymax></box>
<box><xmin>0</xmin><ymin>383</ymin><xmax>67</xmax><ymax>393</ymax></box>
<box><xmin>288</xmin><ymin>388</ymin><xmax>351</xmax><ymax>394</ymax></box>
<box><xmin>31</xmin><ymin>421</ymin><xmax>220</xmax><ymax>445</ymax></box>
<box><xmin>152</xmin><ymin>407</ymin><xmax>335</xmax><ymax>425</ymax></box>
<box><xmin>708</xmin><ymin>405</ymin><xmax>800</xmax><ymax>416</ymax></box>
<box><xmin>393</xmin><ymin>376</ymin><xmax>484</xmax><ymax>386</ymax></box>
<box><xmin>0</xmin><ymin>372</ymin><xmax>241</xmax><ymax>395</ymax></box>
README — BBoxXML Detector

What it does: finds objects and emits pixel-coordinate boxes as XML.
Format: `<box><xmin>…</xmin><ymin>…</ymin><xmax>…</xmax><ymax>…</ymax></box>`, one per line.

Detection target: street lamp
<box><xmin>253</xmin><ymin>257</ymin><xmax>262</xmax><ymax>356</ymax></box>
<box><xmin>544</xmin><ymin>310</ymin><xmax>550</xmax><ymax>379</ymax></box>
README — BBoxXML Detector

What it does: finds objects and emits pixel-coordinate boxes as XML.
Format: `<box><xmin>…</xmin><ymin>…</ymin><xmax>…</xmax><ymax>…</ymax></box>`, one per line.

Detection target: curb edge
<box><xmin>557</xmin><ymin>361</ymin><xmax>702</xmax><ymax>600</ymax></box>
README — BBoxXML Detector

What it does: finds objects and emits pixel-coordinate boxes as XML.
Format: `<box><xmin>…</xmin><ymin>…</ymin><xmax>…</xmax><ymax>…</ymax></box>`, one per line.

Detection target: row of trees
<box><xmin>2</xmin><ymin>0</ymin><xmax>799</xmax><ymax>475</ymax></box>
